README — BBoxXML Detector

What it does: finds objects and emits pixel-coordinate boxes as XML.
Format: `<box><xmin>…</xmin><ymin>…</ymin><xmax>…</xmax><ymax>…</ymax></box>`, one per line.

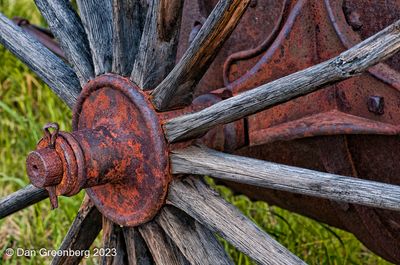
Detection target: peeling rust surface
<box><xmin>27</xmin><ymin>74</ymin><xmax>170</xmax><ymax>226</ymax></box>
<box><xmin>73</xmin><ymin>74</ymin><xmax>169</xmax><ymax>226</ymax></box>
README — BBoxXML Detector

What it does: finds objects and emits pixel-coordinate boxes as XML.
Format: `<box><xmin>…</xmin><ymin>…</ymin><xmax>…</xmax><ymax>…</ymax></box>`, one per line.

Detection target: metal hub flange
<box><xmin>26</xmin><ymin>74</ymin><xmax>170</xmax><ymax>226</ymax></box>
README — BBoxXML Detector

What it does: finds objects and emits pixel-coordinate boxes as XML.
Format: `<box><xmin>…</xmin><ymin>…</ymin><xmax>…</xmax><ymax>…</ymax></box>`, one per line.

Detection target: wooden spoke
<box><xmin>172</xmin><ymin>146</ymin><xmax>400</xmax><ymax>211</ymax></box>
<box><xmin>0</xmin><ymin>13</ymin><xmax>81</xmax><ymax>108</ymax></box>
<box><xmin>164</xmin><ymin>19</ymin><xmax>400</xmax><ymax>142</ymax></box>
<box><xmin>112</xmin><ymin>0</ymin><xmax>147</xmax><ymax>76</ymax></box>
<box><xmin>131</xmin><ymin>0</ymin><xmax>183</xmax><ymax>89</ymax></box>
<box><xmin>151</xmin><ymin>0</ymin><xmax>250</xmax><ymax>110</ymax></box>
<box><xmin>167</xmin><ymin>177</ymin><xmax>306</xmax><ymax>265</ymax></box>
<box><xmin>34</xmin><ymin>0</ymin><xmax>94</xmax><ymax>84</ymax></box>
<box><xmin>101</xmin><ymin>217</ymin><xmax>128</xmax><ymax>265</ymax></box>
<box><xmin>123</xmin><ymin>227</ymin><xmax>155</xmax><ymax>265</ymax></box>
<box><xmin>139</xmin><ymin>221</ymin><xmax>188</xmax><ymax>265</ymax></box>
<box><xmin>122</xmin><ymin>228</ymin><xmax>137</xmax><ymax>265</ymax></box>
<box><xmin>0</xmin><ymin>185</ymin><xmax>47</xmax><ymax>219</ymax></box>
<box><xmin>156</xmin><ymin>206</ymin><xmax>234</xmax><ymax>265</ymax></box>
<box><xmin>51</xmin><ymin>196</ymin><xmax>102</xmax><ymax>265</ymax></box>
<box><xmin>77</xmin><ymin>0</ymin><xmax>113</xmax><ymax>75</ymax></box>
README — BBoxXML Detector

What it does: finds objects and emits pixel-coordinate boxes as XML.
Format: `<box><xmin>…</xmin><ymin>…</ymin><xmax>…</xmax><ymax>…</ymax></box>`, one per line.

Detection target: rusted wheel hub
<box><xmin>26</xmin><ymin>74</ymin><xmax>170</xmax><ymax>226</ymax></box>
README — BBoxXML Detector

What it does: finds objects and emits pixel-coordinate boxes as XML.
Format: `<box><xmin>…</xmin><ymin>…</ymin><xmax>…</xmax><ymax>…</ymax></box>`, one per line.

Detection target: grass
<box><xmin>0</xmin><ymin>1</ymin><xmax>394</xmax><ymax>264</ymax></box>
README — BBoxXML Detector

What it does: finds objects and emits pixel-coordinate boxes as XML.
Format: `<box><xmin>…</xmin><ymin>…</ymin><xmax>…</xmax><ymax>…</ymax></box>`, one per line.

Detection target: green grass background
<box><xmin>0</xmin><ymin>1</ymin><xmax>394</xmax><ymax>264</ymax></box>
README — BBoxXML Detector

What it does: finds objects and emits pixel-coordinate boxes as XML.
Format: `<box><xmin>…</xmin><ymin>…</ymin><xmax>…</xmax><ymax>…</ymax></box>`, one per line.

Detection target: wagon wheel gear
<box><xmin>0</xmin><ymin>0</ymin><xmax>400</xmax><ymax>264</ymax></box>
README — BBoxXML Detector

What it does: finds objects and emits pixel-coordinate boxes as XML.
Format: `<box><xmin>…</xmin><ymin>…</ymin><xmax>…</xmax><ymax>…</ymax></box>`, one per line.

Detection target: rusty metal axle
<box><xmin>26</xmin><ymin>74</ymin><xmax>170</xmax><ymax>226</ymax></box>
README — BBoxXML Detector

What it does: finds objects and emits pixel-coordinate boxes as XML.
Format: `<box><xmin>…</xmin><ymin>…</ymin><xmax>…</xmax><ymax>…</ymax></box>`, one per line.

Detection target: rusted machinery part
<box><xmin>209</xmin><ymin>0</ymin><xmax>400</xmax><ymax>263</ymax></box>
<box><xmin>19</xmin><ymin>0</ymin><xmax>400</xmax><ymax>263</ymax></box>
<box><xmin>27</xmin><ymin>74</ymin><xmax>170</xmax><ymax>226</ymax></box>
<box><xmin>26</xmin><ymin>74</ymin><xmax>237</xmax><ymax>226</ymax></box>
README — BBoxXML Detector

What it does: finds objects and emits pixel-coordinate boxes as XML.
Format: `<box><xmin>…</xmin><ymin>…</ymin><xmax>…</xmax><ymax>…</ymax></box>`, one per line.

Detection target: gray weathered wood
<box><xmin>51</xmin><ymin>196</ymin><xmax>102</xmax><ymax>265</ymax></box>
<box><xmin>0</xmin><ymin>13</ymin><xmax>81</xmax><ymax>108</ymax></box>
<box><xmin>164</xmin><ymin>233</ymin><xmax>191</xmax><ymax>265</ymax></box>
<box><xmin>77</xmin><ymin>0</ymin><xmax>113</xmax><ymax>75</ymax></box>
<box><xmin>122</xmin><ymin>228</ymin><xmax>137</xmax><ymax>265</ymax></box>
<box><xmin>34</xmin><ymin>0</ymin><xmax>94</xmax><ymax>84</ymax></box>
<box><xmin>131</xmin><ymin>0</ymin><xmax>183</xmax><ymax>89</ymax></box>
<box><xmin>151</xmin><ymin>0</ymin><xmax>250</xmax><ymax>110</ymax></box>
<box><xmin>164</xmin><ymin>19</ymin><xmax>400</xmax><ymax>142</ymax></box>
<box><xmin>112</xmin><ymin>0</ymin><xmax>147</xmax><ymax>76</ymax></box>
<box><xmin>171</xmin><ymin>146</ymin><xmax>400</xmax><ymax>211</ymax></box>
<box><xmin>101</xmin><ymin>217</ymin><xmax>128</xmax><ymax>265</ymax></box>
<box><xmin>0</xmin><ymin>185</ymin><xmax>47</xmax><ymax>219</ymax></box>
<box><xmin>167</xmin><ymin>177</ymin><xmax>306</xmax><ymax>265</ymax></box>
<box><xmin>123</xmin><ymin>227</ymin><xmax>155</xmax><ymax>265</ymax></box>
<box><xmin>138</xmin><ymin>221</ymin><xmax>185</xmax><ymax>265</ymax></box>
<box><xmin>156</xmin><ymin>206</ymin><xmax>234</xmax><ymax>265</ymax></box>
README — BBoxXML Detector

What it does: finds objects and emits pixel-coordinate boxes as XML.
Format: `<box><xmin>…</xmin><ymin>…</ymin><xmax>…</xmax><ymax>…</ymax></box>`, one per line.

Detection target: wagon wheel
<box><xmin>1</xmin><ymin>0</ymin><xmax>400</xmax><ymax>264</ymax></box>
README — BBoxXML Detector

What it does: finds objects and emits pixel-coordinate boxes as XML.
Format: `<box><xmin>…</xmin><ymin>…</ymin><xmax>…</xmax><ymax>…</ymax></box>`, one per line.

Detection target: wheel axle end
<box><xmin>26</xmin><ymin>148</ymin><xmax>63</xmax><ymax>188</ymax></box>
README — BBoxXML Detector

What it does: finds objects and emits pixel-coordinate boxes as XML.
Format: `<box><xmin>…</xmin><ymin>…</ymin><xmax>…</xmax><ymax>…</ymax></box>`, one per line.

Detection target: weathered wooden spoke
<box><xmin>151</xmin><ymin>0</ymin><xmax>251</xmax><ymax>110</ymax></box>
<box><xmin>0</xmin><ymin>13</ymin><xmax>81</xmax><ymax>108</ymax></box>
<box><xmin>0</xmin><ymin>185</ymin><xmax>47</xmax><ymax>219</ymax></box>
<box><xmin>101</xmin><ymin>217</ymin><xmax>128</xmax><ymax>265</ymax></box>
<box><xmin>34</xmin><ymin>0</ymin><xmax>94</xmax><ymax>84</ymax></box>
<box><xmin>172</xmin><ymin>146</ymin><xmax>400</xmax><ymax>211</ymax></box>
<box><xmin>131</xmin><ymin>0</ymin><xmax>183</xmax><ymax>89</ymax></box>
<box><xmin>112</xmin><ymin>0</ymin><xmax>147</xmax><ymax>76</ymax></box>
<box><xmin>77</xmin><ymin>0</ymin><xmax>113</xmax><ymax>75</ymax></box>
<box><xmin>51</xmin><ymin>197</ymin><xmax>102</xmax><ymax>265</ymax></box>
<box><xmin>156</xmin><ymin>205</ymin><xmax>234</xmax><ymax>265</ymax></box>
<box><xmin>164</xmin><ymin>19</ymin><xmax>400</xmax><ymax>142</ymax></box>
<box><xmin>123</xmin><ymin>227</ymin><xmax>155</xmax><ymax>265</ymax></box>
<box><xmin>168</xmin><ymin>177</ymin><xmax>306</xmax><ymax>265</ymax></box>
<box><xmin>139</xmin><ymin>221</ymin><xmax>188</xmax><ymax>265</ymax></box>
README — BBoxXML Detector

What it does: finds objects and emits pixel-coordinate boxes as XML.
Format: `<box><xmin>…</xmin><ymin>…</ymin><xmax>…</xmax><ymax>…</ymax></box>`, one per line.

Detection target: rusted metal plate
<box><xmin>177</xmin><ymin>0</ymin><xmax>288</xmax><ymax>96</ymax></box>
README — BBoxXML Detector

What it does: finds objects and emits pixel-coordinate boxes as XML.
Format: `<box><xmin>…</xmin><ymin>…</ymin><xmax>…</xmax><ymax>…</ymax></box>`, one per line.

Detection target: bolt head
<box><xmin>367</xmin><ymin>96</ymin><xmax>384</xmax><ymax>115</ymax></box>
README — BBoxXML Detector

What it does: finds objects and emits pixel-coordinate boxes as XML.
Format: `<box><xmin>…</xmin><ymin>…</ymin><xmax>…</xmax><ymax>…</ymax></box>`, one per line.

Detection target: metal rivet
<box><xmin>367</xmin><ymin>96</ymin><xmax>384</xmax><ymax>115</ymax></box>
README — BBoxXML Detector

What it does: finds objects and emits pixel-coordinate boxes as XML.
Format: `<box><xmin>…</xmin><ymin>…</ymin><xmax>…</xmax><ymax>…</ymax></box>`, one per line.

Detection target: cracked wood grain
<box><xmin>131</xmin><ymin>0</ymin><xmax>183</xmax><ymax>90</ymax></box>
<box><xmin>35</xmin><ymin>0</ymin><xmax>94</xmax><ymax>84</ymax></box>
<box><xmin>139</xmin><ymin>221</ymin><xmax>187</xmax><ymax>265</ymax></box>
<box><xmin>77</xmin><ymin>0</ymin><xmax>113</xmax><ymax>75</ymax></box>
<box><xmin>51</xmin><ymin>196</ymin><xmax>102</xmax><ymax>265</ymax></box>
<box><xmin>123</xmin><ymin>227</ymin><xmax>155</xmax><ymax>265</ymax></box>
<box><xmin>151</xmin><ymin>0</ymin><xmax>250</xmax><ymax>110</ymax></box>
<box><xmin>172</xmin><ymin>145</ymin><xmax>400</xmax><ymax>211</ymax></box>
<box><xmin>156</xmin><ymin>206</ymin><xmax>233</xmax><ymax>265</ymax></box>
<box><xmin>168</xmin><ymin>177</ymin><xmax>306</xmax><ymax>265</ymax></box>
<box><xmin>112</xmin><ymin>0</ymin><xmax>147</xmax><ymax>76</ymax></box>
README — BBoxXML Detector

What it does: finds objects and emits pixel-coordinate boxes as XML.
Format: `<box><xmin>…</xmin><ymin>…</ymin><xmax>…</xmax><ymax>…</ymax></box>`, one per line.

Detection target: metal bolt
<box><xmin>367</xmin><ymin>96</ymin><xmax>384</xmax><ymax>115</ymax></box>
<box><xmin>345</xmin><ymin>11</ymin><xmax>363</xmax><ymax>31</ymax></box>
<box><xmin>189</xmin><ymin>22</ymin><xmax>202</xmax><ymax>44</ymax></box>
